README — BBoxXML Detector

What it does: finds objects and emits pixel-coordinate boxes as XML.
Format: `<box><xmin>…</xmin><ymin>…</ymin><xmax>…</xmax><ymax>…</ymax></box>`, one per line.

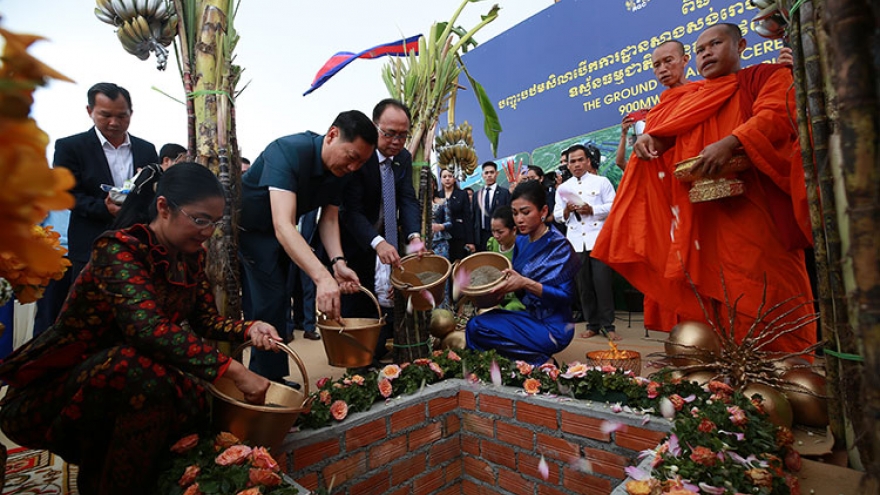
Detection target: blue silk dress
<box><xmin>466</xmin><ymin>227</ymin><xmax>581</xmax><ymax>366</ymax></box>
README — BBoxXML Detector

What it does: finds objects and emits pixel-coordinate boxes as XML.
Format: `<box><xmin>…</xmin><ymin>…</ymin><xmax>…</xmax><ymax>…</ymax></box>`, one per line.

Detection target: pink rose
<box><xmin>515</xmin><ymin>361</ymin><xmax>533</xmax><ymax>375</ymax></box>
<box><xmin>319</xmin><ymin>390</ymin><xmax>332</xmax><ymax>405</ymax></box>
<box><xmin>350</xmin><ymin>374</ymin><xmax>365</xmax><ymax>386</ymax></box>
<box><xmin>523</xmin><ymin>378</ymin><xmax>541</xmax><ymax>395</ymax></box>
<box><xmin>249</xmin><ymin>446</ymin><xmax>279</xmax><ymax>471</ymax></box>
<box><xmin>249</xmin><ymin>468</ymin><xmax>282</xmax><ymax>487</ymax></box>
<box><xmin>601</xmin><ymin>365</ymin><xmax>617</xmax><ymax>373</ymax></box>
<box><xmin>215</xmin><ymin>445</ymin><xmax>252</xmax><ymax>466</ymax></box>
<box><xmin>171</xmin><ymin>433</ymin><xmax>199</xmax><ymax>454</ymax></box>
<box><xmin>213</xmin><ymin>432</ymin><xmax>240</xmax><ymax>450</ymax></box>
<box><xmin>784</xmin><ymin>448</ymin><xmax>802</xmax><ymax>472</ymax></box>
<box><xmin>380</xmin><ymin>364</ymin><xmax>401</xmax><ymax>380</ymax></box>
<box><xmin>446</xmin><ymin>350</ymin><xmax>461</xmax><ymax>361</ymax></box>
<box><xmin>330</xmin><ymin>400</ymin><xmax>349</xmax><ymax>421</ymax></box>
<box><xmin>316</xmin><ymin>376</ymin><xmax>330</xmax><ymax>388</ymax></box>
<box><xmin>178</xmin><ymin>465</ymin><xmax>200</xmax><ymax>486</ymax></box>
<box><xmin>429</xmin><ymin>362</ymin><xmax>445</xmax><ymax>378</ymax></box>
<box><xmin>727</xmin><ymin>406</ymin><xmax>749</xmax><ymax>426</ymax></box>
<box><xmin>378</xmin><ymin>378</ymin><xmax>394</xmax><ymax>398</ymax></box>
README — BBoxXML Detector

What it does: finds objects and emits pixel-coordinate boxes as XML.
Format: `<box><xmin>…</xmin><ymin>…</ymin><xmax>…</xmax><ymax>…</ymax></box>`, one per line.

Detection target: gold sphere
<box><xmin>781</xmin><ymin>370</ymin><xmax>828</xmax><ymax>428</ymax></box>
<box><xmin>441</xmin><ymin>330</ymin><xmax>467</xmax><ymax>350</ymax></box>
<box><xmin>429</xmin><ymin>309</ymin><xmax>457</xmax><ymax>339</ymax></box>
<box><xmin>742</xmin><ymin>382</ymin><xmax>793</xmax><ymax>428</ymax></box>
<box><xmin>664</xmin><ymin>321</ymin><xmax>722</xmax><ymax>366</ymax></box>
<box><xmin>769</xmin><ymin>354</ymin><xmax>812</xmax><ymax>376</ymax></box>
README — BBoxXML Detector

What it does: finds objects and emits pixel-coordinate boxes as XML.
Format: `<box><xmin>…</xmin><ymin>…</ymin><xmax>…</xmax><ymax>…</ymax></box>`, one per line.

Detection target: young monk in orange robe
<box><xmin>593</xmin><ymin>24</ymin><xmax>815</xmax><ymax>354</ymax></box>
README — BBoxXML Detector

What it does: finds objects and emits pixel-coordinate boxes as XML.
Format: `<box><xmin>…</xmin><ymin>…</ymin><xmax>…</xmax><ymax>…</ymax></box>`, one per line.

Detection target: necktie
<box><xmin>483</xmin><ymin>186</ymin><xmax>492</xmax><ymax>229</ymax></box>
<box><xmin>380</xmin><ymin>158</ymin><xmax>398</xmax><ymax>248</ymax></box>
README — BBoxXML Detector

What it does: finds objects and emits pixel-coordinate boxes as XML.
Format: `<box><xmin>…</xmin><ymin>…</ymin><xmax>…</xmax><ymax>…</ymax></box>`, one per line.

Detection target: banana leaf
<box><xmin>460</xmin><ymin>59</ymin><xmax>501</xmax><ymax>157</ymax></box>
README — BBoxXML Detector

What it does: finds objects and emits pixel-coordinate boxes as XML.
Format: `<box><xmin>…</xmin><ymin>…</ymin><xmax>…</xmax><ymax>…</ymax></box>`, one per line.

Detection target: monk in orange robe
<box><xmin>593</xmin><ymin>24</ymin><xmax>815</xmax><ymax>354</ymax></box>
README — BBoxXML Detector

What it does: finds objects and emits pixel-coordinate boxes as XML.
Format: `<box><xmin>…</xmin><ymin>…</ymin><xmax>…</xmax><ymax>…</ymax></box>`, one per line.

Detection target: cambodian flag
<box><xmin>303</xmin><ymin>35</ymin><xmax>422</xmax><ymax>96</ymax></box>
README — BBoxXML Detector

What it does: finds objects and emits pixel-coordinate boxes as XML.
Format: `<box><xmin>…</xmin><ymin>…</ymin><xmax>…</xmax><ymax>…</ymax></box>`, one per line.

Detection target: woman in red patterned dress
<box><xmin>0</xmin><ymin>163</ymin><xmax>282</xmax><ymax>494</ymax></box>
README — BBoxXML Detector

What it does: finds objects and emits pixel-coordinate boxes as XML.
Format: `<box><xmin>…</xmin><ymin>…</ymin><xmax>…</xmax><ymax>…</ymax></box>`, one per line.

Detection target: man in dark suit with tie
<box><xmin>471</xmin><ymin>161</ymin><xmax>511</xmax><ymax>252</ymax></box>
<box><xmin>54</xmin><ymin>82</ymin><xmax>158</xmax><ymax>278</ymax></box>
<box><xmin>340</xmin><ymin>99</ymin><xmax>422</xmax><ymax>360</ymax></box>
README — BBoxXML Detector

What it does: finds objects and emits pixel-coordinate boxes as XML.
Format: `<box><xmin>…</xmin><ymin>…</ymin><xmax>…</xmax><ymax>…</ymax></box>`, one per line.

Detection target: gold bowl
<box><xmin>454</xmin><ymin>252</ymin><xmax>512</xmax><ymax>308</ymax></box>
<box><xmin>586</xmin><ymin>349</ymin><xmax>642</xmax><ymax>375</ymax></box>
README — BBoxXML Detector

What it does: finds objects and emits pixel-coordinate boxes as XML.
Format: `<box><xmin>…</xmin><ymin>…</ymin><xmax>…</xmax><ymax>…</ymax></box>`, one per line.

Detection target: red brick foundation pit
<box><xmin>283</xmin><ymin>380</ymin><xmax>671</xmax><ymax>495</ymax></box>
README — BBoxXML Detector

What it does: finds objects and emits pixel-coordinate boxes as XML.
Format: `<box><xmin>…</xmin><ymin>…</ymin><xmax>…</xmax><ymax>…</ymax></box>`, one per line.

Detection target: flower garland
<box><xmin>298</xmin><ymin>349</ymin><xmax>801</xmax><ymax>495</ymax></box>
<box><xmin>0</xmin><ymin>26</ymin><xmax>74</xmax><ymax>300</ymax></box>
<box><xmin>156</xmin><ymin>432</ymin><xmax>300</xmax><ymax>495</ymax></box>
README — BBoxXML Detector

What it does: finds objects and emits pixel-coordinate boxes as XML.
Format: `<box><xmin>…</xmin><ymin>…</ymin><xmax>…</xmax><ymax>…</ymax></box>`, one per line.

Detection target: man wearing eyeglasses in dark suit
<box><xmin>339</xmin><ymin>99</ymin><xmax>423</xmax><ymax>363</ymax></box>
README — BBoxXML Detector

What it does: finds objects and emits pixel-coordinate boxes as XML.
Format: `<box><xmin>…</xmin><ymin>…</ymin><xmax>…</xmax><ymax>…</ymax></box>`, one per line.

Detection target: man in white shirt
<box><xmin>54</xmin><ymin>82</ymin><xmax>158</xmax><ymax>277</ymax></box>
<box><xmin>553</xmin><ymin>144</ymin><xmax>619</xmax><ymax>340</ymax></box>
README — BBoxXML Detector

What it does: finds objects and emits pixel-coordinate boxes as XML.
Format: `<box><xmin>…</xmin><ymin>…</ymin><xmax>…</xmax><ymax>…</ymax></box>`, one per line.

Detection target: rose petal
<box><xmin>538</xmin><ymin>455</ymin><xmax>550</xmax><ymax>480</ymax></box>
<box><xmin>699</xmin><ymin>482</ymin><xmax>726</xmax><ymax>494</ymax></box>
<box><xmin>600</xmin><ymin>420</ymin><xmax>627</xmax><ymax>434</ymax></box>
<box><xmin>406</xmin><ymin>239</ymin><xmax>425</xmax><ymax>254</ymax></box>
<box><xmin>420</xmin><ymin>289</ymin><xmax>435</xmax><ymax>309</ymax></box>
<box><xmin>624</xmin><ymin>465</ymin><xmax>648</xmax><ymax>481</ymax></box>
<box><xmin>490</xmin><ymin>360</ymin><xmax>502</xmax><ymax>387</ymax></box>
<box><xmin>659</xmin><ymin>397</ymin><xmax>676</xmax><ymax>419</ymax></box>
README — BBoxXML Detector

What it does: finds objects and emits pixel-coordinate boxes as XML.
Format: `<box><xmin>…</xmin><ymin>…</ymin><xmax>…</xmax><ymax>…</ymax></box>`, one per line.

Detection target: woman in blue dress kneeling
<box><xmin>466</xmin><ymin>180</ymin><xmax>580</xmax><ymax>366</ymax></box>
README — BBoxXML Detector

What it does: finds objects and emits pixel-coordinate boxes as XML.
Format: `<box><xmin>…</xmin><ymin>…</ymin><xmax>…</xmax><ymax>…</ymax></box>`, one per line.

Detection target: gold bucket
<box><xmin>390</xmin><ymin>253</ymin><xmax>452</xmax><ymax>311</ymax></box>
<box><xmin>673</xmin><ymin>153</ymin><xmax>750</xmax><ymax>203</ymax></box>
<box><xmin>455</xmin><ymin>251</ymin><xmax>512</xmax><ymax>308</ymax></box>
<box><xmin>206</xmin><ymin>342</ymin><xmax>312</xmax><ymax>457</ymax></box>
<box><xmin>317</xmin><ymin>286</ymin><xmax>385</xmax><ymax>368</ymax></box>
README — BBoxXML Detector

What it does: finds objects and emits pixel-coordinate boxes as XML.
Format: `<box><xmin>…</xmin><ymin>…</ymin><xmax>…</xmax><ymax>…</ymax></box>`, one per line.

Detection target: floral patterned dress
<box><xmin>0</xmin><ymin>224</ymin><xmax>254</xmax><ymax>494</ymax></box>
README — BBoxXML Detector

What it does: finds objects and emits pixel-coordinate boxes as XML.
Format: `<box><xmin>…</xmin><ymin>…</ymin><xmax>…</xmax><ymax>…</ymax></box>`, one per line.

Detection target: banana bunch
<box><xmin>435</xmin><ymin>121</ymin><xmax>478</xmax><ymax>176</ymax></box>
<box><xmin>95</xmin><ymin>0</ymin><xmax>178</xmax><ymax>70</ymax></box>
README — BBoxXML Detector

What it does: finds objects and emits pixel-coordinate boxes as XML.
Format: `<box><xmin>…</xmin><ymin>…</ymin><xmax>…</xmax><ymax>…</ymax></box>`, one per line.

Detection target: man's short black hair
<box><xmin>87</xmin><ymin>82</ymin><xmax>132</xmax><ymax>111</ymax></box>
<box><xmin>373</xmin><ymin>98</ymin><xmax>412</xmax><ymax>124</ymax></box>
<box><xmin>565</xmin><ymin>143</ymin><xmax>601</xmax><ymax>169</ymax></box>
<box><xmin>332</xmin><ymin>110</ymin><xmax>379</xmax><ymax>147</ymax></box>
<box><xmin>481</xmin><ymin>161</ymin><xmax>498</xmax><ymax>172</ymax></box>
<box><xmin>159</xmin><ymin>143</ymin><xmax>186</xmax><ymax>162</ymax></box>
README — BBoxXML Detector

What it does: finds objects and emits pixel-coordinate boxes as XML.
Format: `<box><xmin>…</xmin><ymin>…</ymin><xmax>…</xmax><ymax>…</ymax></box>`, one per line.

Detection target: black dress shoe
<box><xmin>303</xmin><ymin>331</ymin><xmax>321</xmax><ymax>341</ymax></box>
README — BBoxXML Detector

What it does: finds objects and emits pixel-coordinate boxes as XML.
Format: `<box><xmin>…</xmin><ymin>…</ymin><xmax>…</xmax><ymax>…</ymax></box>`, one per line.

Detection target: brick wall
<box><xmin>284</xmin><ymin>380</ymin><xmax>671</xmax><ymax>495</ymax></box>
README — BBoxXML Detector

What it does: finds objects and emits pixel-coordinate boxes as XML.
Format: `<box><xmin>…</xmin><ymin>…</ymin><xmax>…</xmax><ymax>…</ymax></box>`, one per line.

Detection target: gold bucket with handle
<box><xmin>317</xmin><ymin>286</ymin><xmax>384</xmax><ymax>368</ymax></box>
<box><xmin>206</xmin><ymin>341</ymin><xmax>312</xmax><ymax>458</ymax></box>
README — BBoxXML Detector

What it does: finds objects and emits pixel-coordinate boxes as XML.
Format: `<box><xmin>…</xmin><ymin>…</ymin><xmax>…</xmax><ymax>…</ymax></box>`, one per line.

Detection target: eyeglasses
<box><xmin>376</xmin><ymin>126</ymin><xmax>410</xmax><ymax>142</ymax></box>
<box><xmin>169</xmin><ymin>200</ymin><xmax>224</xmax><ymax>230</ymax></box>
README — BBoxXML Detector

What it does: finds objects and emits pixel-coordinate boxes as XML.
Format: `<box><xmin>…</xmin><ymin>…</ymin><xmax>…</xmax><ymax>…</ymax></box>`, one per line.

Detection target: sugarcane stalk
<box><xmin>824</xmin><ymin>0</ymin><xmax>880</xmax><ymax>484</ymax></box>
<box><xmin>173</xmin><ymin>0</ymin><xmax>196</xmax><ymax>159</ymax></box>
<box><xmin>786</xmin><ymin>0</ymin><xmax>847</xmax><ymax>448</ymax></box>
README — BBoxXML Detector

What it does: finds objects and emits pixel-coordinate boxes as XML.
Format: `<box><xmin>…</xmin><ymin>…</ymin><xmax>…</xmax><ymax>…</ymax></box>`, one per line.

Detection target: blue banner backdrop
<box><xmin>456</xmin><ymin>0</ymin><xmax>787</xmax><ymax>168</ymax></box>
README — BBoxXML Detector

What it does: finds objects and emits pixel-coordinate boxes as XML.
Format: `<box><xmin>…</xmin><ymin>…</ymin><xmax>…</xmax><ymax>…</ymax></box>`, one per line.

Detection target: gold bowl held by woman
<box><xmin>390</xmin><ymin>253</ymin><xmax>451</xmax><ymax>311</ymax></box>
<box><xmin>207</xmin><ymin>342</ymin><xmax>312</xmax><ymax>457</ymax></box>
<box><xmin>454</xmin><ymin>252</ymin><xmax>512</xmax><ymax>308</ymax></box>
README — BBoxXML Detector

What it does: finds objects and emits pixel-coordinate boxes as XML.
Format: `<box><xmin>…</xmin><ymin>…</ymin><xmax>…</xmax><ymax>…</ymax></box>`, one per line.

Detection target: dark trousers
<box><xmin>287</xmin><ymin>211</ymin><xmax>319</xmax><ymax>335</ymax></box>
<box><xmin>33</xmin><ymin>258</ymin><xmax>73</xmax><ymax>336</ymax></box>
<box><xmin>576</xmin><ymin>250</ymin><xmax>615</xmax><ymax>332</ymax></box>
<box><xmin>475</xmin><ymin>228</ymin><xmax>492</xmax><ymax>252</ymax></box>
<box><xmin>239</xmin><ymin>232</ymin><xmax>292</xmax><ymax>381</ymax></box>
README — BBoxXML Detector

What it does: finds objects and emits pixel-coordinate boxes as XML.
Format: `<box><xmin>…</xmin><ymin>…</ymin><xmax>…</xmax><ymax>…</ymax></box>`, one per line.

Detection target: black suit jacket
<box><xmin>471</xmin><ymin>184</ymin><xmax>511</xmax><ymax>244</ymax></box>
<box><xmin>339</xmin><ymin>149</ymin><xmax>421</xmax><ymax>298</ymax></box>
<box><xmin>443</xmin><ymin>188</ymin><xmax>473</xmax><ymax>245</ymax></box>
<box><xmin>54</xmin><ymin>128</ymin><xmax>158</xmax><ymax>263</ymax></box>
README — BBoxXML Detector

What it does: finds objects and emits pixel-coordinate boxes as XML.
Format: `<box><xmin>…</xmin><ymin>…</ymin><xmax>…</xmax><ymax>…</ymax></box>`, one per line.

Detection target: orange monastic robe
<box><xmin>593</xmin><ymin>65</ymin><xmax>815</xmax><ymax>354</ymax></box>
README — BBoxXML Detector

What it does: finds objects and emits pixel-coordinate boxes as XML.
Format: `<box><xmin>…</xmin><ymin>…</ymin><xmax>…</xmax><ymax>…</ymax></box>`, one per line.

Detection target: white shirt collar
<box><xmin>376</xmin><ymin>150</ymin><xmax>394</xmax><ymax>164</ymax></box>
<box><xmin>95</xmin><ymin>127</ymin><xmax>131</xmax><ymax>149</ymax></box>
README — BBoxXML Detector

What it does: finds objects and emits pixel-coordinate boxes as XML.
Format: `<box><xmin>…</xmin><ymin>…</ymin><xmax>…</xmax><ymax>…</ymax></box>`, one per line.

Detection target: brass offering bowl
<box><xmin>673</xmin><ymin>153</ymin><xmax>751</xmax><ymax>203</ymax></box>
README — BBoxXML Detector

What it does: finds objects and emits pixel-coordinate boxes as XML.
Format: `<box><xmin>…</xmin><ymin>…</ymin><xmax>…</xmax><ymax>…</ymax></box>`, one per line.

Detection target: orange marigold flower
<box><xmin>523</xmin><ymin>378</ymin><xmax>541</xmax><ymax>395</ymax></box>
<box><xmin>170</xmin><ymin>434</ymin><xmax>199</xmax><ymax>454</ymax></box>
<box><xmin>249</xmin><ymin>446</ymin><xmax>279</xmax><ymax>471</ymax></box>
<box><xmin>215</xmin><ymin>445</ymin><xmax>252</xmax><ymax>466</ymax></box>
<box><xmin>319</xmin><ymin>390</ymin><xmax>332</xmax><ymax>405</ymax></box>
<box><xmin>249</xmin><ymin>468</ymin><xmax>282</xmax><ymax>487</ymax></box>
<box><xmin>178</xmin><ymin>465</ymin><xmax>200</xmax><ymax>487</ymax></box>
<box><xmin>330</xmin><ymin>400</ymin><xmax>349</xmax><ymax>421</ymax></box>
<box><xmin>182</xmin><ymin>483</ymin><xmax>202</xmax><ymax>495</ymax></box>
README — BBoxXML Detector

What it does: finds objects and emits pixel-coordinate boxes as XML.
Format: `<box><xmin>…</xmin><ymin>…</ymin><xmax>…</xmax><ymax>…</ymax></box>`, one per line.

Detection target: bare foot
<box><xmin>580</xmin><ymin>330</ymin><xmax>599</xmax><ymax>339</ymax></box>
<box><xmin>607</xmin><ymin>331</ymin><xmax>623</xmax><ymax>341</ymax></box>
